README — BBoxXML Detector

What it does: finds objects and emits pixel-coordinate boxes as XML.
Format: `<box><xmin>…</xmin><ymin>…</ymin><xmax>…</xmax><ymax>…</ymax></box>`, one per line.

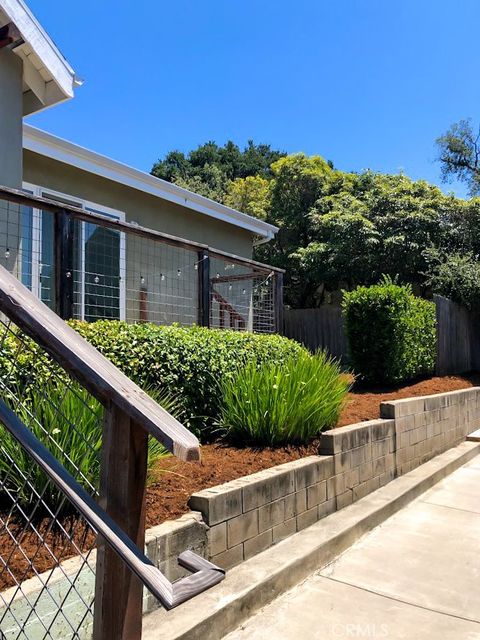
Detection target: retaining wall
<box><xmin>2</xmin><ymin>388</ymin><xmax>479</xmax><ymax>637</ymax></box>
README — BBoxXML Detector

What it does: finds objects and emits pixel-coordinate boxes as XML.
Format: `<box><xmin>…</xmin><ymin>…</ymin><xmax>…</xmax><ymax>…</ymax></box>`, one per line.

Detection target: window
<box><xmin>22</xmin><ymin>184</ymin><xmax>126</xmax><ymax>321</ymax></box>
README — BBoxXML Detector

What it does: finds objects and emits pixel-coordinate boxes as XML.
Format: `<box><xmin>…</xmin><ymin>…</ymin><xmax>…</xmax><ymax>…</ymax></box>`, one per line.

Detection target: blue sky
<box><xmin>26</xmin><ymin>0</ymin><xmax>479</xmax><ymax>198</ymax></box>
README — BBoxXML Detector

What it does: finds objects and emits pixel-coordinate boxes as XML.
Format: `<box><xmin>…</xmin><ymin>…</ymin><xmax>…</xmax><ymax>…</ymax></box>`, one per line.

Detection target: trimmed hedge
<box><xmin>0</xmin><ymin>322</ymin><xmax>306</xmax><ymax>439</ymax></box>
<box><xmin>342</xmin><ymin>281</ymin><xmax>436</xmax><ymax>384</ymax></box>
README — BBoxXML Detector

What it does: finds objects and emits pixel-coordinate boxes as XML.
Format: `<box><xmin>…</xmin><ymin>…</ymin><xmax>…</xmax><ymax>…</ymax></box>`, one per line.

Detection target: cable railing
<box><xmin>0</xmin><ymin>185</ymin><xmax>284</xmax><ymax>334</ymax></box>
<box><xmin>0</xmin><ymin>265</ymin><xmax>224</xmax><ymax>640</ymax></box>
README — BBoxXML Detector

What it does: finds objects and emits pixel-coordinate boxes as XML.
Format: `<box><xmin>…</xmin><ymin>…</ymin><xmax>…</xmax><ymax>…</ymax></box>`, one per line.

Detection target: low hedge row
<box><xmin>0</xmin><ymin>322</ymin><xmax>306</xmax><ymax>439</ymax></box>
<box><xmin>342</xmin><ymin>280</ymin><xmax>436</xmax><ymax>384</ymax></box>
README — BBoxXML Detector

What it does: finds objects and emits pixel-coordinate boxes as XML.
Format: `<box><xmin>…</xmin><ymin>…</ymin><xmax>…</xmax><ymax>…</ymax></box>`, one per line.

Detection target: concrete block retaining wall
<box><xmin>190</xmin><ymin>387</ymin><xmax>480</xmax><ymax>569</ymax></box>
<box><xmin>2</xmin><ymin>388</ymin><xmax>479</xmax><ymax>637</ymax></box>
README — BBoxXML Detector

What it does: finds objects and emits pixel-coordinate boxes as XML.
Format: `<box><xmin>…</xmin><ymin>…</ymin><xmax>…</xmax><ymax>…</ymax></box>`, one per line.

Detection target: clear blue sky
<box><xmin>26</xmin><ymin>0</ymin><xmax>479</xmax><ymax>198</ymax></box>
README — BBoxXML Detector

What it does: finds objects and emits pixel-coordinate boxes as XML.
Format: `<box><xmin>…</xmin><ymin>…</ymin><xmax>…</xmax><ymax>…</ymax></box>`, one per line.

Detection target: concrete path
<box><xmin>225</xmin><ymin>457</ymin><xmax>480</xmax><ymax>640</ymax></box>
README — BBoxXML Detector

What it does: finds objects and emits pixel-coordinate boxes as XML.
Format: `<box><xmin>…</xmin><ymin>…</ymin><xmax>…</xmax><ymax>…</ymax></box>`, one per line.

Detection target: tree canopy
<box><xmin>151</xmin><ymin>140</ymin><xmax>285</xmax><ymax>202</ymax></box>
<box><xmin>152</xmin><ymin>141</ymin><xmax>480</xmax><ymax>311</ymax></box>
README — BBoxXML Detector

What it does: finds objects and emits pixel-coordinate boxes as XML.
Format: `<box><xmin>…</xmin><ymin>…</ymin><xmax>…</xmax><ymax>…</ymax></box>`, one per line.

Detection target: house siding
<box><xmin>0</xmin><ymin>49</ymin><xmax>23</xmax><ymax>188</ymax></box>
<box><xmin>23</xmin><ymin>150</ymin><xmax>254</xmax><ymax>258</ymax></box>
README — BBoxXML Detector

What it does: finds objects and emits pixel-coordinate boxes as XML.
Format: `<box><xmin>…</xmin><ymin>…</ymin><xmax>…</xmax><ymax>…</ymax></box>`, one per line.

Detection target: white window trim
<box><xmin>22</xmin><ymin>182</ymin><xmax>126</xmax><ymax>321</ymax></box>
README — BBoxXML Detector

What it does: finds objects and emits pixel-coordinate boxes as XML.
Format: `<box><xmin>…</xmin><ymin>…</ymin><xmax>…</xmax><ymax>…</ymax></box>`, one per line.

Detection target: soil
<box><xmin>1</xmin><ymin>372</ymin><xmax>479</xmax><ymax>591</ymax></box>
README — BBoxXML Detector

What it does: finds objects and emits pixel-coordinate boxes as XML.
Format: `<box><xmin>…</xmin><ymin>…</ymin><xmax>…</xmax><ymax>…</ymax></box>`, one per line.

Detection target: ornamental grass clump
<box><xmin>0</xmin><ymin>384</ymin><xmax>176</xmax><ymax>516</ymax></box>
<box><xmin>218</xmin><ymin>351</ymin><xmax>350</xmax><ymax>446</ymax></box>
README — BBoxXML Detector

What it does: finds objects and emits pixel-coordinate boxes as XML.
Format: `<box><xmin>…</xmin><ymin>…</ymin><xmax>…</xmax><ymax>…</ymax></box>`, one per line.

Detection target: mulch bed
<box><xmin>1</xmin><ymin>372</ymin><xmax>479</xmax><ymax>590</ymax></box>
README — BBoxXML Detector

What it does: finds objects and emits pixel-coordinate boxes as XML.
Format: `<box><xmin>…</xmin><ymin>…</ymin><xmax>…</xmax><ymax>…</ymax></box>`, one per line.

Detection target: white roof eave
<box><xmin>1</xmin><ymin>0</ymin><xmax>77</xmax><ymax>111</ymax></box>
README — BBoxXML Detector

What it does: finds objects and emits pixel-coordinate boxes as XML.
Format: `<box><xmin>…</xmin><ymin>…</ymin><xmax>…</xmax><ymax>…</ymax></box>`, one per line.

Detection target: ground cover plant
<box><xmin>217</xmin><ymin>351</ymin><xmax>351</xmax><ymax>446</ymax></box>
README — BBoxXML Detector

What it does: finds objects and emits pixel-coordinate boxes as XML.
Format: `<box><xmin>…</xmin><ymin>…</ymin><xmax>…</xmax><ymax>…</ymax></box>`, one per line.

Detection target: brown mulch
<box><xmin>1</xmin><ymin>372</ymin><xmax>479</xmax><ymax>590</ymax></box>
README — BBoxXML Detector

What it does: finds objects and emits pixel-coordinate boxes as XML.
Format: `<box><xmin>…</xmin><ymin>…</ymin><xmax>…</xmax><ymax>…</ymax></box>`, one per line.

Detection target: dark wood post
<box><xmin>197</xmin><ymin>250</ymin><xmax>210</xmax><ymax>327</ymax></box>
<box><xmin>55</xmin><ymin>210</ymin><xmax>74</xmax><ymax>320</ymax></box>
<box><xmin>93</xmin><ymin>404</ymin><xmax>149</xmax><ymax>640</ymax></box>
<box><xmin>274</xmin><ymin>272</ymin><xmax>284</xmax><ymax>334</ymax></box>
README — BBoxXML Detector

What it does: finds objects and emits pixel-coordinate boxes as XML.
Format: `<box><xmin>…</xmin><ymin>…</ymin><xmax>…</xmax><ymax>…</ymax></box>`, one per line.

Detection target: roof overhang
<box><xmin>0</xmin><ymin>0</ymin><xmax>79</xmax><ymax>115</ymax></box>
<box><xmin>23</xmin><ymin>125</ymin><xmax>279</xmax><ymax>242</ymax></box>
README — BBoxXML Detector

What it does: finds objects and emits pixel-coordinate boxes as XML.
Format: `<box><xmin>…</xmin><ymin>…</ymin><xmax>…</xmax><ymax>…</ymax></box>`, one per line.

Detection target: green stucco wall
<box><xmin>23</xmin><ymin>150</ymin><xmax>254</xmax><ymax>258</ymax></box>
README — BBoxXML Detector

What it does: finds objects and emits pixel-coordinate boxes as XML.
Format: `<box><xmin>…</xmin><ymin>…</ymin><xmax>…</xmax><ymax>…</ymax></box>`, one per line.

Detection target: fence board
<box><xmin>283</xmin><ymin>306</ymin><xmax>348</xmax><ymax>362</ymax></box>
<box><xmin>434</xmin><ymin>295</ymin><xmax>480</xmax><ymax>375</ymax></box>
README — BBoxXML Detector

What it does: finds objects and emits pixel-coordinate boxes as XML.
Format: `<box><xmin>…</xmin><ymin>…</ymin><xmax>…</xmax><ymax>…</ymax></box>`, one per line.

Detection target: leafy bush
<box><xmin>217</xmin><ymin>351</ymin><xmax>350</xmax><ymax>446</ymax></box>
<box><xmin>0</xmin><ymin>322</ymin><xmax>306</xmax><ymax>439</ymax></box>
<box><xmin>342</xmin><ymin>279</ymin><xmax>436</xmax><ymax>384</ymax></box>
<box><xmin>0</xmin><ymin>384</ymin><xmax>175</xmax><ymax>516</ymax></box>
<box><xmin>425</xmin><ymin>251</ymin><xmax>480</xmax><ymax>311</ymax></box>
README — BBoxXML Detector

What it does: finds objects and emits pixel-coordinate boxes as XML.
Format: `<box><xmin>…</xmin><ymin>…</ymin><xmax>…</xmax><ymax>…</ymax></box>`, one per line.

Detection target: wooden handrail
<box><xmin>0</xmin><ymin>264</ymin><xmax>199</xmax><ymax>461</ymax></box>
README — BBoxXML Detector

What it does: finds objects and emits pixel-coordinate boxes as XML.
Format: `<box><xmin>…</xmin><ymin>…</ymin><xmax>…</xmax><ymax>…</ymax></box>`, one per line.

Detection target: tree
<box><xmin>436</xmin><ymin>119</ymin><xmax>480</xmax><ymax>195</ymax></box>
<box><xmin>224</xmin><ymin>176</ymin><xmax>270</xmax><ymax>220</ymax></box>
<box><xmin>151</xmin><ymin>140</ymin><xmax>285</xmax><ymax>203</ymax></box>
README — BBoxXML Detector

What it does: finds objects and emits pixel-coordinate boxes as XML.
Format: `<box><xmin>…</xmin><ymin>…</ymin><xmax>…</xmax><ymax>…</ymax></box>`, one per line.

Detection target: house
<box><xmin>0</xmin><ymin>0</ymin><xmax>281</xmax><ymax>331</ymax></box>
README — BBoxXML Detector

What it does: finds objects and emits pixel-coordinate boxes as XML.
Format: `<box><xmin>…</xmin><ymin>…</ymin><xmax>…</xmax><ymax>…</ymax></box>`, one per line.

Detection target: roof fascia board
<box><xmin>1</xmin><ymin>0</ymin><xmax>75</xmax><ymax>99</ymax></box>
<box><xmin>23</xmin><ymin>125</ymin><xmax>278</xmax><ymax>240</ymax></box>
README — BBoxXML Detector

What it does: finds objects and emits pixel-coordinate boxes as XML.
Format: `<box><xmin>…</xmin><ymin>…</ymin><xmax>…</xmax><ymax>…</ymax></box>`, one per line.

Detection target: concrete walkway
<box><xmin>225</xmin><ymin>457</ymin><xmax>480</xmax><ymax>640</ymax></box>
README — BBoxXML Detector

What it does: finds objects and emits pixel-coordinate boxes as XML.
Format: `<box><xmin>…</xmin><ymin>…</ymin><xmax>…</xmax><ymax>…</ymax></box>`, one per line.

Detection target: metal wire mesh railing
<box><xmin>0</xmin><ymin>319</ymin><xmax>99</xmax><ymax>639</ymax></box>
<box><xmin>0</xmin><ymin>188</ymin><xmax>283</xmax><ymax>333</ymax></box>
<box><xmin>0</xmin><ymin>264</ymin><xmax>223</xmax><ymax>640</ymax></box>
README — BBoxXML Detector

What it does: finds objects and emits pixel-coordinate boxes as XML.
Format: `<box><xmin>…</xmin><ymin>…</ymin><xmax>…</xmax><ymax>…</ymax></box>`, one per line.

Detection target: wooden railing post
<box><xmin>93</xmin><ymin>403</ymin><xmax>149</xmax><ymax>640</ymax></box>
<box><xmin>197</xmin><ymin>249</ymin><xmax>210</xmax><ymax>327</ymax></box>
<box><xmin>54</xmin><ymin>210</ymin><xmax>74</xmax><ymax>320</ymax></box>
<box><xmin>274</xmin><ymin>271</ymin><xmax>284</xmax><ymax>334</ymax></box>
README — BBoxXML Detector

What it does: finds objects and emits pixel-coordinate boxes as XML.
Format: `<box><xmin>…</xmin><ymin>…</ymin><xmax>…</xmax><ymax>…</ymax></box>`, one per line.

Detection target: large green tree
<box><xmin>151</xmin><ymin>140</ymin><xmax>285</xmax><ymax>202</ymax></box>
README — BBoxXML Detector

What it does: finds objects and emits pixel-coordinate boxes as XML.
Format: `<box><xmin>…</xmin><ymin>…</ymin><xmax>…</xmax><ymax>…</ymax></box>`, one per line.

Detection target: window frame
<box><xmin>22</xmin><ymin>182</ymin><xmax>126</xmax><ymax>321</ymax></box>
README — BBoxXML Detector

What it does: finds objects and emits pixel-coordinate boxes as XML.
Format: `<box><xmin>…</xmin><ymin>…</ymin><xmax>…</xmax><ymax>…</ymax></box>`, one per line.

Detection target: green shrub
<box><xmin>0</xmin><ymin>384</ymin><xmax>174</xmax><ymax>516</ymax></box>
<box><xmin>342</xmin><ymin>279</ymin><xmax>436</xmax><ymax>384</ymax></box>
<box><xmin>68</xmin><ymin>322</ymin><xmax>306</xmax><ymax>438</ymax></box>
<box><xmin>0</xmin><ymin>322</ymin><xmax>306</xmax><ymax>440</ymax></box>
<box><xmin>217</xmin><ymin>351</ymin><xmax>351</xmax><ymax>446</ymax></box>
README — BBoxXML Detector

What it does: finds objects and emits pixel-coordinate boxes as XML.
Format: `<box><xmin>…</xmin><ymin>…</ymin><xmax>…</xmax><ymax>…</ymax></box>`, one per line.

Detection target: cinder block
<box><xmin>258</xmin><ymin>498</ymin><xmax>285</xmax><ymax>533</ymax></box>
<box><xmin>396</xmin><ymin>432</ymin><xmax>410</xmax><ymax>450</ymax></box>
<box><xmin>379</xmin><ymin>469</ymin><xmax>395</xmax><ymax>486</ymax></box>
<box><xmin>373</xmin><ymin>456</ymin><xmax>386</xmax><ymax>477</ymax></box>
<box><xmin>284</xmin><ymin>493</ymin><xmax>296</xmax><ymax>519</ymax></box>
<box><xmin>345</xmin><ymin>466</ymin><xmax>360</xmax><ymax>489</ymax></box>
<box><xmin>396</xmin><ymin>415</ymin><xmax>415</xmax><ymax>433</ymax></box>
<box><xmin>244</xmin><ymin>529</ymin><xmax>273</xmax><ymax>560</ymax></box>
<box><xmin>207</xmin><ymin>522</ymin><xmax>227</xmax><ymax>556</ymax></box>
<box><xmin>414</xmin><ymin>412</ymin><xmax>427</xmax><ymax>428</ymax></box>
<box><xmin>318</xmin><ymin>497</ymin><xmax>336</xmax><ymax>519</ymax></box>
<box><xmin>212</xmin><ymin>543</ymin><xmax>244</xmax><ymax>570</ymax></box>
<box><xmin>272</xmin><ymin>517</ymin><xmax>297</xmax><ymax>543</ymax></box>
<box><xmin>372</xmin><ymin>439</ymin><xmax>390</xmax><ymax>459</ymax></box>
<box><xmin>358</xmin><ymin>460</ymin><xmax>374</xmax><ymax>483</ymax></box>
<box><xmin>227</xmin><ymin>510</ymin><xmax>259</xmax><ymax>547</ymax></box>
<box><xmin>306</xmin><ymin>481</ymin><xmax>327</xmax><ymax>509</ymax></box>
<box><xmin>189</xmin><ymin>485</ymin><xmax>242</xmax><ymax>526</ymax></box>
<box><xmin>296</xmin><ymin>506</ymin><xmax>318</xmax><ymax>531</ymax></box>
<box><xmin>295</xmin><ymin>489</ymin><xmax>307</xmax><ymax>514</ymax></box>
<box><xmin>295</xmin><ymin>456</ymin><xmax>334</xmax><ymax>489</ymax></box>
<box><xmin>242</xmin><ymin>468</ymin><xmax>295</xmax><ymax>512</ymax></box>
<box><xmin>320</xmin><ymin>422</ymin><xmax>370</xmax><ymax>454</ymax></box>
<box><xmin>370</xmin><ymin>419</ymin><xmax>395</xmax><ymax>441</ymax></box>
<box><xmin>336</xmin><ymin>490</ymin><xmax>353</xmax><ymax>509</ymax></box>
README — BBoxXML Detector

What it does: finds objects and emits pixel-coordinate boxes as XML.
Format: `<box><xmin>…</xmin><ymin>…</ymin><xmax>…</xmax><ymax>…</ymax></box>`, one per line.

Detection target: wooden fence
<box><xmin>283</xmin><ymin>306</ymin><xmax>348</xmax><ymax>363</ymax></box>
<box><xmin>284</xmin><ymin>297</ymin><xmax>480</xmax><ymax>375</ymax></box>
<box><xmin>434</xmin><ymin>295</ymin><xmax>480</xmax><ymax>375</ymax></box>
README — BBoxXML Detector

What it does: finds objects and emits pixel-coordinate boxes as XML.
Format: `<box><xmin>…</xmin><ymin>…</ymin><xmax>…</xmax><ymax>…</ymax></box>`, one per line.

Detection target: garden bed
<box><xmin>1</xmin><ymin>372</ymin><xmax>479</xmax><ymax>590</ymax></box>
<box><xmin>146</xmin><ymin>372</ymin><xmax>480</xmax><ymax>526</ymax></box>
